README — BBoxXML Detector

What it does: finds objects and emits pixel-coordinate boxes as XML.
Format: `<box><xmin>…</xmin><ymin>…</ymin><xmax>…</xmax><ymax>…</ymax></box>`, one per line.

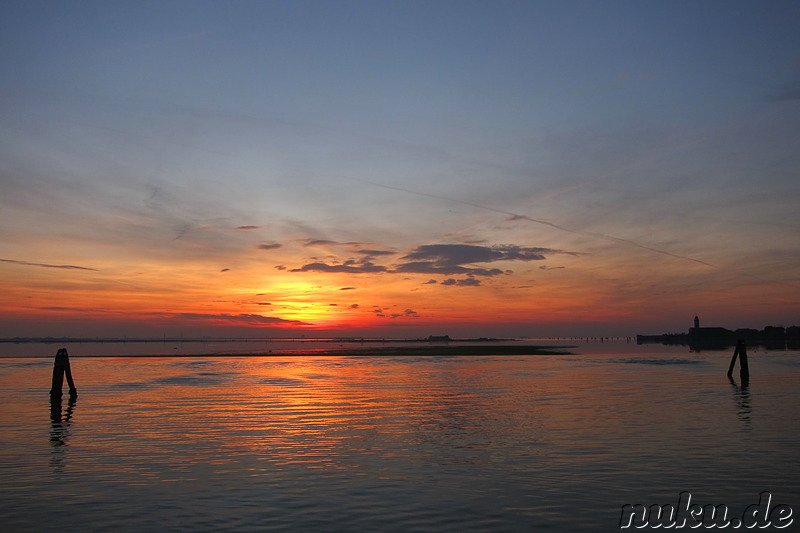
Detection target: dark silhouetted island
<box><xmin>637</xmin><ymin>316</ymin><xmax>800</xmax><ymax>350</ymax></box>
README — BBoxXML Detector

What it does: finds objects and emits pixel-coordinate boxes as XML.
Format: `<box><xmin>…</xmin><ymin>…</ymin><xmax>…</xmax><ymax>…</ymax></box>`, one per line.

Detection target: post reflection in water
<box><xmin>727</xmin><ymin>375</ymin><xmax>752</xmax><ymax>429</ymax></box>
<box><xmin>49</xmin><ymin>393</ymin><xmax>77</xmax><ymax>471</ymax></box>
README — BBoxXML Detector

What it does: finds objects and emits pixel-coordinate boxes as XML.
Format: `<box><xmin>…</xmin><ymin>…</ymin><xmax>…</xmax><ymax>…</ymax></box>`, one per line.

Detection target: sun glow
<box><xmin>248</xmin><ymin>281</ymin><xmax>347</xmax><ymax>325</ymax></box>
<box><xmin>274</xmin><ymin>302</ymin><xmax>338</xmax><ymax>323</ymax></box>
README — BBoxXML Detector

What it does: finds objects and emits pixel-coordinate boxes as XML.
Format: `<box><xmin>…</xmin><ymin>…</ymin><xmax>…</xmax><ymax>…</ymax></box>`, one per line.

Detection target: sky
<box><xmin>1</xmin><ymin>0</ymin><xmax>799</xmax><ymax>339</ymax></box>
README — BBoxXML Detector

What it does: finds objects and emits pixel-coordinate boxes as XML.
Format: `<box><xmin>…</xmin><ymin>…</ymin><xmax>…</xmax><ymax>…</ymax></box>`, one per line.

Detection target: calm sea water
<box><xmin>1</xmin><ymin>341</ymin><xmax>797</xmax><ymax>532</ymax></box>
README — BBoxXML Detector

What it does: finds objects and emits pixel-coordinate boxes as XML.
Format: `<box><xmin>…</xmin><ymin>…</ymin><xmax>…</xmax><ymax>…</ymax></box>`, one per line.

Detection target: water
<box><xmin>1</xmin><ymin>341</ymin><xmax>797</xmax><ymax>531</ymax></box>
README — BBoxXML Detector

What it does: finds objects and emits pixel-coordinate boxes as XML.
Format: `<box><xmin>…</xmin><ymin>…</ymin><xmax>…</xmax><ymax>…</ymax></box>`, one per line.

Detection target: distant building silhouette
<box><xmin>638</xmin><ymin>317</ymin><xmax>800</xmax><ymax>349</ymax></box>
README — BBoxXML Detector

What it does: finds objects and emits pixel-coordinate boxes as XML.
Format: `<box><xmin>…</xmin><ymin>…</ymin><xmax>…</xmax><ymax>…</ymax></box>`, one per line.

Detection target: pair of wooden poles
<box><xmin>727</xmin><ymin>340</ymin><xmax>750</xmax><ymax>384</ymax></box>
<box><xmin>50</xmin><ymin>348</ymin><xmax>77</xmax><ymax>397</ymax></box>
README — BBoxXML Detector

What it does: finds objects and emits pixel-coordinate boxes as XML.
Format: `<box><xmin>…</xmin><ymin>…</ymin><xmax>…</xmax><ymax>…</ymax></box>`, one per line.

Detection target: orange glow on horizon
<box><xmin>1</xmin><ymin>237</ymin><xmax>798</xmax><ymax>339</ymax></box>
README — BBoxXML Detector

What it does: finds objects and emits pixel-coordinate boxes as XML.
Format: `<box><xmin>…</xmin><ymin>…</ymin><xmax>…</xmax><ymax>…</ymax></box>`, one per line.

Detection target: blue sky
<box><xmin>1</xmin><ymin>1</ymin><xmax>799</xmax><ymax>338</ymax></box>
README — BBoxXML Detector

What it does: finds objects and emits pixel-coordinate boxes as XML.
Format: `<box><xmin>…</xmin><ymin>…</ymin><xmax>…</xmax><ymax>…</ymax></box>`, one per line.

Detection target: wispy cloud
<box><xmin>258</xmin><ymin>243</ymin><xmax>282</xmax><ymax>250</ymax></box>
<box><xmin>366</xmin><ymin>182</ymin><xmax>712</xmax><ymax>266</ymax></box>
<box><xmin>0</xmin><ymin>258</ymin><xmax>98</xmax><ymax>271</ymax></box>
<box><xmin>169</xmin><ymin>312</ymin><xmax>309</xmax><ymax>326</ymax></box>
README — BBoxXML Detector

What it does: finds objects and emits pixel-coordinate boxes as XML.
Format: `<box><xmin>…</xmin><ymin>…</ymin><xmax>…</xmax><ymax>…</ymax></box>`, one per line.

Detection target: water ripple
<box><xmin>0</xmin><ymin>351</ymin><xmax>798</xmax><ymax>532</ymax></box>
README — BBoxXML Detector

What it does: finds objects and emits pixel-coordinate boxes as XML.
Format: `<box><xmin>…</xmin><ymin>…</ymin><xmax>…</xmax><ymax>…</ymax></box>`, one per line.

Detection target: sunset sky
<box><xmin>1</xmin><ymin>1</ymin><xmax>799</xmax><ymax>339</ymax></box>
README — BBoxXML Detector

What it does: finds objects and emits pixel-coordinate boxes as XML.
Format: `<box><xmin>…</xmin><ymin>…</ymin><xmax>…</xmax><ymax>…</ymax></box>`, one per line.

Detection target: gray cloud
<box><xmin>355</xmin><ymin>249</ymin><xmax>395</xmax><ymax>256</ymax></box>
<box><xmin>288</xmin><ymin>243</ymin><xmax>573</xmax><ymax>279</ymax></box>
<box><xmin>258</xmin><ymin>243</ymin><xmax>282</xmax><ymax>250</ymax></box>
<box><xmin>302</xmin><ymin>239</ymin><xmax>367</xmax><ymax>248</ymax></box>
<box><xmin>290</xmin><ymin>261</ymin><xmax>387</xmax><ymax>274</ymax></box>
<box><xmin>0</xmin><ymin>258</ymin><xmax>98</xmax><ymax>271</ymax></box>
<box><xmin>303</xmin><ymin>239</ymin><xmax>339</xmax><ymax>247</ymax></box>
<box><xmin>371</xmin><ymin>306</ymin><xmax>418</xmax><ymax>318</ymax></box>
<box><xmin>395</xmin><ymin>261</ymin><xmax>504</xmax><ymax>277</ymax></box>
<box><xmin>393</xmin><ymin>243</ymin><xmax>575</xmax><ymax>277</ymax></box>
<box><xmin>402</xmin><ymin>244</ymin><xmax>562</xmax><ymax>265</ymax></box>
<box><xmin>441</xmin><ymin>278</ymin><xmax>482</xmax><ymax>287</ymax></box>
<box><xmin>236</xmin><ymin>225</ymin><xmax>261</xmax><ymax>230</ymax></box>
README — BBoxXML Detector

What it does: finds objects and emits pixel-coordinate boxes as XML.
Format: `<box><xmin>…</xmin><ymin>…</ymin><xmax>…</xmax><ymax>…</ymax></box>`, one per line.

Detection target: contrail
<box><xmin>0</xmin><ymin>258</ymin><xmax>99</xmax><ymax>271</ymax></box>
<box><xmin>365</xmin><ymin>181</ymin><xmax>713</xmax><ymax>267</ymax></box>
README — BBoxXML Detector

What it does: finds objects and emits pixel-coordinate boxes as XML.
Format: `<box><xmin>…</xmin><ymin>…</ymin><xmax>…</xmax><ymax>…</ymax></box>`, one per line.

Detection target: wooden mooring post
<box><xmin>727</xmin><ymin>339</ymin><xmax>750</xmax><ymax>385</ymax></box>
<box><xmin>50</xmin><ymin>348</ymin><xmax>77</xmax><ymax>397</ymax></box>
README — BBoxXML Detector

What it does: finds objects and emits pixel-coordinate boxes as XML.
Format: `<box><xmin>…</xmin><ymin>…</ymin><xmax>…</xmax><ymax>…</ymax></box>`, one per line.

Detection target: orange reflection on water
<box><xmin>4</xmin><ymin>350</ymin><xmax>776</xmax><ymax>488</ymax></box>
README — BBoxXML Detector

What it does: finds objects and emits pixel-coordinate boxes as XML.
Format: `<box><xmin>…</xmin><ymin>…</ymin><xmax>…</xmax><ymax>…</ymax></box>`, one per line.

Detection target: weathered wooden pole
<box><xmin>738</xmin><ymin>340</ymin><xmax>750</xmax><ymax>383</ymax></box>
<box><xmin>727</xmin><ymin>340</ymin><xmax>749</xmax><ymax>385</ymax></box>
<box><xmin>50</xmin><ymin>348</ymin><xmax>77</xmax><ymax>397</ymax></box>
<box><xmin>726</xmin><ymin>342</ymin><xmax>739</xmax><ymax>377</ymax></box>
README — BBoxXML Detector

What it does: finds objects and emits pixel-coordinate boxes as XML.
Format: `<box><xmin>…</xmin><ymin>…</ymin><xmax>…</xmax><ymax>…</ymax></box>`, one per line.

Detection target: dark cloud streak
<box><xmin>168</xmin><ymin>312</ymin><xmax>308</xmax><ymax>326</ymax></box>
<box><xmin>0</xmin><ymin>258</ymin><xmax>98</xmax><ymax>271</ymax></box>
<box><xmin>303</xmin><ymin>239</ymin><xmax>339</xmax><ymax>247</ymax></box>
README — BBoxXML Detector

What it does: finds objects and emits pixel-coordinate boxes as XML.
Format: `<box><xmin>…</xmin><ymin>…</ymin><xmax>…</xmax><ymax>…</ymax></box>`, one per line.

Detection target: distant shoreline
<box><xmin>0</xmin><ymin>336</ymin><xmax>517</xmax><ymax>344</ymax></box>
<box><xmin>0</xmin><ymin>343</ymin><xmax>574</xmax><ymax>358</ymax></box>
